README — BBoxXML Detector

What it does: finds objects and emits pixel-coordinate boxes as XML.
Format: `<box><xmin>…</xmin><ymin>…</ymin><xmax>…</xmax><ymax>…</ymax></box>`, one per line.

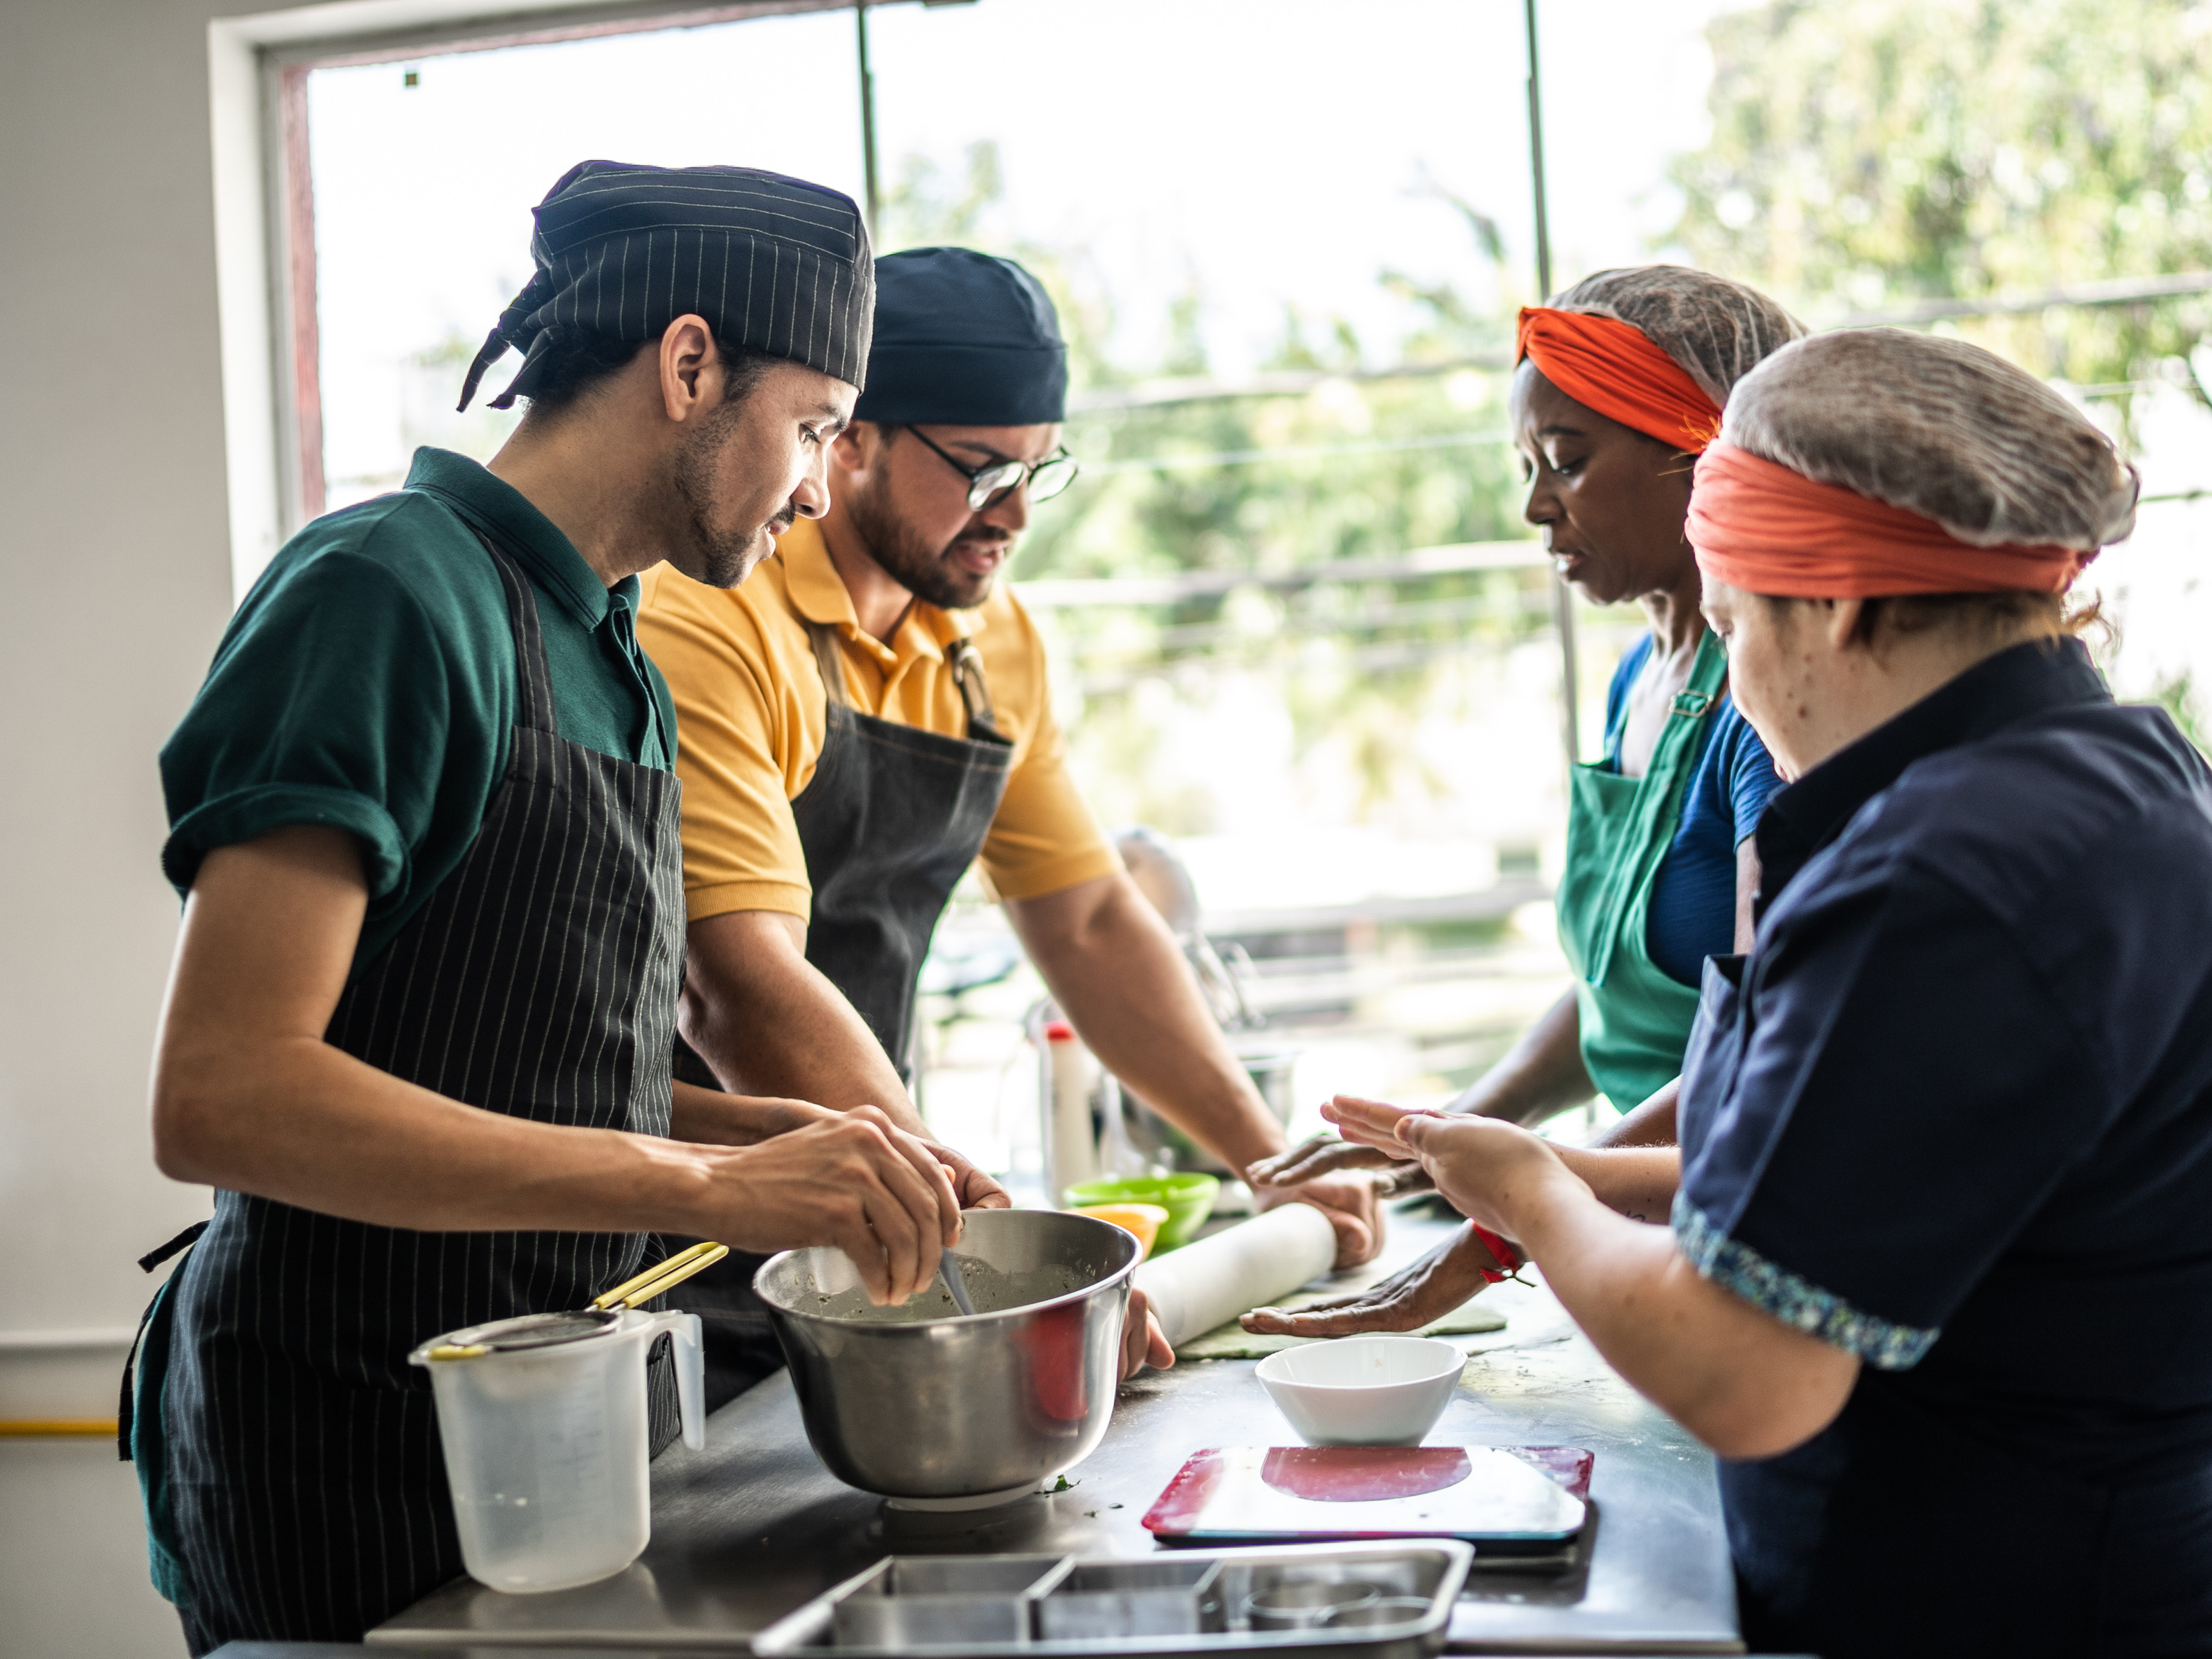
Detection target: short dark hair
<box><xmin>516</xmin><ymin>329</ymin><xmax>781</xmax><ymax>416</ymax></box>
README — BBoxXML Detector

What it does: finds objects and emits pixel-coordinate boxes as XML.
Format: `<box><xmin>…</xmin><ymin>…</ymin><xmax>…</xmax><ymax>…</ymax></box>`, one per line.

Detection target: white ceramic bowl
<box><xmin>1254</xmin><ymin>1336</ymin><xmax>1467</xmax><ymax>1447</ymax></box>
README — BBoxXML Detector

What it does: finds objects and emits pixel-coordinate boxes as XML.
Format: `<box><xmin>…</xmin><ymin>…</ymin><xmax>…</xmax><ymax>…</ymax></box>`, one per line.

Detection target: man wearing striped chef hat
<box><xmin>138</xmin><ymin>162</ymin><xmax>977</xmax><ymax>1653</ymax></box>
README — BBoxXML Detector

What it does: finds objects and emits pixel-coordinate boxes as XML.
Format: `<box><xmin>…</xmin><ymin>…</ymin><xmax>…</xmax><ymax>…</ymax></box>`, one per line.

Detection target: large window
<box><xmin>307</xmin><ymin>6</ymin><xmax>866</xmax><ymax>515</ymax></box>
<box><xmin>281</xmin><ymin>0</ymin><xmax>2212</xmax><ymax>1174</ymax></box>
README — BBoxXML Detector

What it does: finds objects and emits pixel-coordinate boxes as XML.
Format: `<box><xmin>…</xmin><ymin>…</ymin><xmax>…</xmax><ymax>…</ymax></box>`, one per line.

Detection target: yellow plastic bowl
<box><xmin>1071</xmin><ymin>1202</ymin><xmax>1171</xmax><ymax>1261</ymax></box>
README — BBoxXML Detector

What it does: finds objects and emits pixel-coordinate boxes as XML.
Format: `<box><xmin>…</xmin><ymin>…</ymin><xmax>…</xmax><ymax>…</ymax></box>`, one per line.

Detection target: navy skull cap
<box><xmin>852</xmin><ymin>246</ymin><xmax>1067</xmax><ymax>427</ymax></box>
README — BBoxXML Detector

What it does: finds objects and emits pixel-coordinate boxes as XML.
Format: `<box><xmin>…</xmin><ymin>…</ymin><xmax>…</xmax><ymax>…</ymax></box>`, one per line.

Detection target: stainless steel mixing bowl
<box><xmin>753</xmin><ymin>1209</ymin><xmax>1139</xmax><ymax>1500</ymax></box>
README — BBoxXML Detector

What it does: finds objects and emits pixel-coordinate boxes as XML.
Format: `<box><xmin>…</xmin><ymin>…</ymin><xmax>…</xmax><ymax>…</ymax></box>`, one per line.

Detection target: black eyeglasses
<box><xmin>902</xmin><ymin>426</ymin><xmax>1080</xmax><ymax>511</ymax></box>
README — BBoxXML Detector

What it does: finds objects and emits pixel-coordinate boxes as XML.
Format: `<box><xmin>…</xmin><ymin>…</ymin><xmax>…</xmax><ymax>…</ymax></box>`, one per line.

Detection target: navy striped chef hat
<box><xmin>459</xmin><ymin>160</ymin><xmax>875</xmax><ymax>412</ymax></box>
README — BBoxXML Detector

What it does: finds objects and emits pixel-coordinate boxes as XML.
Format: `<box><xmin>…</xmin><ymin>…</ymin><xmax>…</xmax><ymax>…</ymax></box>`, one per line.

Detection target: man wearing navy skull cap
<box><xmin>140</xmin><ymin>163</ymin><xmax>975</xmax><ymax>1654</ymax></box>
<box><xmin>639</xmin><ymin>249</ymin><xmax>1385</xmax><ymax>1402</ymax></box>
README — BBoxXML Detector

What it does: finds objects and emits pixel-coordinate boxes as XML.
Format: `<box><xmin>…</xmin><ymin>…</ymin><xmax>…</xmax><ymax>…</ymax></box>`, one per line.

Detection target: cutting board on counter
<box><xmin>1142</xmin><ymin>1445</ymin><xmax>1591</xmax><ymax>1548</ymax></box>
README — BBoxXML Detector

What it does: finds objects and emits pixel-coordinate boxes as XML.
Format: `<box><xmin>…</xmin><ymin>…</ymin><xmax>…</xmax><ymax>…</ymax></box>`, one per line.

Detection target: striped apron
<box><xmin>147</xmin><ymin>533</ymin><xmax>687</xmax><ymax>1654</ymax></box>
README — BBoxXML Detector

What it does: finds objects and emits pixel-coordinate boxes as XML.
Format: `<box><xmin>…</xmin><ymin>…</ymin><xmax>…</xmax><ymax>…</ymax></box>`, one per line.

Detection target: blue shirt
<box><xmin>1603</xmin><ymin>634</ymin><xmax>1783</xmax><ymax>985</ymax></box>
<box><xmin>1674</xmin><ymin>639</ymin><xmax>2212</xmax><ymax>1654</ymax></box>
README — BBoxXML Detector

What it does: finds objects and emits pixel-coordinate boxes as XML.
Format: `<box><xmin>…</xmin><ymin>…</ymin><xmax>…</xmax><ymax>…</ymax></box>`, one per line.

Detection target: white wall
<box><xmin>3</xmin><ymin>6</ymin><xmax>291</xmax><ymax>1650</ymax></box>
<box><xmin>0</xmin><ymin>4</ymin><xmax>547</xmax><ymax>1652</ymax></box>
<box><xmin>1</xmin><ymin>0</ymin><xmax>248</xmax><ymax>1392</ymax></box>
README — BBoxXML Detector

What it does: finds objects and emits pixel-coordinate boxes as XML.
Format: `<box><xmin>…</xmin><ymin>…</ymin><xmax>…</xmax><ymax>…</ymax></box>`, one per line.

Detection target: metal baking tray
<box><xmin>749</xmin><ymin>1541</ymin><xmax>1474</xmax><ymax>1659</ymax></box>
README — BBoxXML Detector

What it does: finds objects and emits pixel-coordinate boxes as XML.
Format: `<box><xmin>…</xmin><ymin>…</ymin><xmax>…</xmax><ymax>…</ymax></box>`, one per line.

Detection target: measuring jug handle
<box><xmin>641</xmin><ymin>1310</ymin><xmax>706</xmax><ymax>1451</ymax></box>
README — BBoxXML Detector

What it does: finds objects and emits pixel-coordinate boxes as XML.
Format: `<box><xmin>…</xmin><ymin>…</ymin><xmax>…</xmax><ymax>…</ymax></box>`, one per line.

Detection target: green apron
<box><xmin>1556</xmin><ymin>629</ymin><xmax>1729</xmax><ymax>1110</ymax></box>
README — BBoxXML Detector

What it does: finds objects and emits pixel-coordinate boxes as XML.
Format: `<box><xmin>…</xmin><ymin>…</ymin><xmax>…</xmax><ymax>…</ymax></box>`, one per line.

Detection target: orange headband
<box><xmin>1688</xmin><ymin>442</ymin><xmax>2096</xmax><ymax>598</ymax></box>
<box><xmin>1516</xmin><ymin>307</ymin><xmax>1723</xmax><ymax>454</ymax></box>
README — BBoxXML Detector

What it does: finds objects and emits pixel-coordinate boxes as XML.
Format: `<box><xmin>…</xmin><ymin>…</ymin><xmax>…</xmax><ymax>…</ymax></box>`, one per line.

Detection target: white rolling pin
<box><xmin>1132</xmin><ymin>1202</ymin><xmax>1338</xmax><ymax>1347</ymax></box>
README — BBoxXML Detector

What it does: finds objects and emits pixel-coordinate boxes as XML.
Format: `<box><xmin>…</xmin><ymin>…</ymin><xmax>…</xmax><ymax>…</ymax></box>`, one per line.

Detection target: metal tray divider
<box><xmin>832</xmin><ymin>1554</ymin><xmax>1075</xmax><ymax>1651</ymax></box>
<box><xmin>753</xmin><ymin>1541</ymin><xmax>1474</xmax><ymax>1658</ymax></box>
<box><xmin>1033</xmin><ymin>1557</ymin><xmax>1227</xmax><ymax>1641</ymax></box>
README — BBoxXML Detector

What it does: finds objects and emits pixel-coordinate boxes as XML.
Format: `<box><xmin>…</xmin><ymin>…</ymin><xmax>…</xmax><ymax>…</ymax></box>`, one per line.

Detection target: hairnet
<box><xmin>1546</xmin><ymin>265</ymin><xmax>1806</xmax><ymax>408</ymax></box>
<box><xmin>1721</xmin><ymin>329</ymin><xmax>2139</xmax><ymax>551</ymax></box>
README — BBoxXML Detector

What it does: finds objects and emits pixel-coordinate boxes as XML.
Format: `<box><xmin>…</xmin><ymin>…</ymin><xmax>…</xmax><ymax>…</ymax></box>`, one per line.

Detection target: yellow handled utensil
<box><xmin>423</xmin><ymin>1245</ymin><xmax>733</xmax><ymax>1364</ymax></box>
<box><xmin>590</xmin><ymin>1240</ymin><xmax>730</xmax><ymax>1312</ymax></box>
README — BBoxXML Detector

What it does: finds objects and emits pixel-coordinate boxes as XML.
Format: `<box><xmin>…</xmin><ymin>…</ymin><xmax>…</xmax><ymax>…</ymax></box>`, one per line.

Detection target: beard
<box><xmin>671</xmin><ymin>403</ymin><xmax>789</xmax><ymax>589</ymax></box>
<box><xmin>844</xmin><ymin>477</ymin><xmax>1004</xmax><ymax>611</ymax></box>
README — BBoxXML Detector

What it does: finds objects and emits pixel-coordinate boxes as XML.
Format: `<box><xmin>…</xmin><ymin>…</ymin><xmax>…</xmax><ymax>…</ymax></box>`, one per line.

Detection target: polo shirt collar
<box><xmin>404</xmin><ymin>447</ymin><xmax>624</xmax><ymax>629</ymax></box>
<box><xmin>1755</xmin><ymin>635</ymin><xmax>2110</xmax><ymax>917</ymax></box>
<box><xmin>777</xmin><ymin>517</ymin><xmax>980</xmax><ymax>666</ymax></box>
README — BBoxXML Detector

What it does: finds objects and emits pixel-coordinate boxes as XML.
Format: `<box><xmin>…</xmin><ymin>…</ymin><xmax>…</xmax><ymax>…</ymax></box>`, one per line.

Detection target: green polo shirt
<box><xmin>160</xmin><ymin>448</ymin><xmax>679</xmax><ymax>975</ymax></box>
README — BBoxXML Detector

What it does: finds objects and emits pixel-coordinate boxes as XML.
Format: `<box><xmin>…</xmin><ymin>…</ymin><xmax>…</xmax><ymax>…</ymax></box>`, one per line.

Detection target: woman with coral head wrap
<box><xmin>1249</xmin><ymin>266</ymin><xmax>1801</xmax><ymax>1336</ymax></box>
<box><xmin>1322</xmin><ymin>330</ymin><xmax>2212</xmax><ymax>1657</ymax></box>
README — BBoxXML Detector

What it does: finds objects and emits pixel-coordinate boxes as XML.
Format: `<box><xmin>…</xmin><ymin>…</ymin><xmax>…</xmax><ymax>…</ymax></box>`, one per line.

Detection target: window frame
<box><xmin>210</xmin><ymin>0</ymin><xmax>859</xmax><ymax>600</ymax></box>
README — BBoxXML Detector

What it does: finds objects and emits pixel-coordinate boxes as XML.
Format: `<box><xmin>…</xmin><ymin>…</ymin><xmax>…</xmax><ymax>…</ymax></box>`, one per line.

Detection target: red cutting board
<box><xmin>1142</xmin><ymin>1445</ymin><xmax>1592</xmax><ymax>1546</ymax></box>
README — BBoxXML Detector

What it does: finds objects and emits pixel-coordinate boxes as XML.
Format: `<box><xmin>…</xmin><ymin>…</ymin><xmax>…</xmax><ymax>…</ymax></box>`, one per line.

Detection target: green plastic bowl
<box><xmin>1065</xmin><ymin>1173</ymin><xmax>1220</xmax><ymax>1252</ymax></box>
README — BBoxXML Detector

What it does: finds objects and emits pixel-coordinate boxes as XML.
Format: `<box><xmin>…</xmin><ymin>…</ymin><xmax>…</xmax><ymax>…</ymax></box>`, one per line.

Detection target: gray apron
<box><xmin>670</xmin><ymin>619</ymin><xmax>1014</xmax><ymax>1407</ymax></box>
<box><xmin>131</xmin><ymin>530</ymin><xmax>688</xmax><ymax>1653</ymax></box>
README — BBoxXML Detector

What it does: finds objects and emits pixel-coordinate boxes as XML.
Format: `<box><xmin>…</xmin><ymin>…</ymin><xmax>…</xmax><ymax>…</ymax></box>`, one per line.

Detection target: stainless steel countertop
<box><xmin>372</xmin><ymin>1213</ymin><xmax>1741</xmax><ymax>1654</ymax></box>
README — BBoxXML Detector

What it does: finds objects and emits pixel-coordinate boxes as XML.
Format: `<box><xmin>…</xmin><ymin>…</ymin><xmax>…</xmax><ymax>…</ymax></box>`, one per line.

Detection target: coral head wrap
<box><xmin>1516</xmin><ymin>306</ymin><xmax>1723</xmax><ymax>454</ymax></box>
<box><xmin>1688</xmin><ymin>442</ymin><xmax>2096</xmax><ymax>598</ymax></box>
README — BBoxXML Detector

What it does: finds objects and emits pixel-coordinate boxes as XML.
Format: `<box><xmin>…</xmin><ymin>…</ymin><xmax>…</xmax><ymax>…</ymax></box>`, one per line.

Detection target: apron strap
<box><xmin>948</xmin><ymin>639</ymin><xmax>1006</xmax><ymax>742</ymax></box>
<box><xmin>805</xmin><ymin>619</ymin><xmax>1007</xmax><ymax>743</ymax></box>
<box><xmin>1582</xmin><ymin>630</ymin><xmax>1731</xmax><ymax>987</ymax></box>
<box><xmin>805</xmin><ymin>621</ymin><xmax>852</xmax><ymax>711</ymax></box>
<box><xmin>120</xmin><ymin>1221</ymin><xmax>208</xmax><ymax>1460</ymax></box>
<box><xmin>137</xmin><ymin>1221</ymin><xmax>208</xmax><ymax>1276</ymax></box>
<box><xmin>463</xmin><ymin>528</ymin><xmax>560</xmax><ymax>735</ymax></box>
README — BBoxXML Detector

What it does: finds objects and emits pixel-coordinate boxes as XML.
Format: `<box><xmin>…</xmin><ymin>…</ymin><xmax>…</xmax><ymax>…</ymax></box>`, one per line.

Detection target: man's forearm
<box><xmin>158</xmin><ymin>1031</ymin><xmax>724</xmax><ymax>1237</ymax></box>
<box><xmin>1450</xmin><ymin>988</ymin><xmax>1599</xmax><ymax>1126</ymax></box>
<box><xmin>151</xmin><ymin>829</ymin><xmax>727</xmax><ymax>1238</ymax></box>
<box><xmin>668</xmin><ymin>1081</ymin><xmax>832</xmax><ymax>1147</ymax></box>
<box><xmin>1010</xmin><ymin>875</ymin><xmax>1284</xmax><ymax>1171</ymax></box>
<box><xmin>154</xmin><ymin>830</ymin><xmax>966</xmax><ymax>1305</ymax></box>
<box><xmin>680</xmin><ymin>910</ymin><xmax>1012</xmax><ymax>1211</ymax></box>
<box><xmin>681</xmin><ymin>908</ymin><xmax>924</xmax><ymax>1135</ymax></box>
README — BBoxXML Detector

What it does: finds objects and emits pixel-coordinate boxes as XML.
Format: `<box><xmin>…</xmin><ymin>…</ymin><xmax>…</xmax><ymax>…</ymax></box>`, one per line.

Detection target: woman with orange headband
<box><xmin>1250</xmin><ymin>266</ymin><xmax>1800</xmax><ymax>1334</ymax></box>
<box><xmin>1322</xmin><ymin>331</ymin><xmax>2212</xmax><ymax>1656</ymax></box>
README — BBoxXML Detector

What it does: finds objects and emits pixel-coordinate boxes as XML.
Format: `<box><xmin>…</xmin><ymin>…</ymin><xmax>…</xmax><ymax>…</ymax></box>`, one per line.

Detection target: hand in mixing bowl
<box><xmin>673</xmin><ymin>1080</ymin><xmax>1010</xmax><ymax>1217</ymax></box>
<box><xmin>929</xmin><ymin>1140</ymin><xmax>1012</xmax><ymax>1211</ymax></box>
<box><xmin>1238</xmin><ymin>1222</ymin><xmax>1510</xmax><ymax>1337</ymax></box>
<box><xmin>691</xmin><ymin>1106</ymin><xmax>963</xmax><ymax>1305</ymax></box>
<box><xmin>1120</xmin><ymin>1286</ymin><xmax>1175</xmax><ymax>1378</ymax></box>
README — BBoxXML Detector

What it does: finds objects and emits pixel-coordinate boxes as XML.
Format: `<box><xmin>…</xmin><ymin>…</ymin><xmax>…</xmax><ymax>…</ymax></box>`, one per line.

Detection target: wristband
<box><xmin>1469</xmin><ymin>1222</ymin><xmax>1523</xmax><ymax>1283</ymax></box>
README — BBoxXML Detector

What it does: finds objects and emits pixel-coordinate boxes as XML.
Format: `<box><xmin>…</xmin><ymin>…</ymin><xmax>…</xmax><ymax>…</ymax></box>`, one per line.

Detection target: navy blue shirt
<box><xmin>1603</xmin><ymin>634</ymin><xmax>1784</xmax><ymax>984</ymax></box>
<box><xmin>1674</xmin><ymin>638</ymin><xmax>2212</xmax><ymax>1655</ymax></box>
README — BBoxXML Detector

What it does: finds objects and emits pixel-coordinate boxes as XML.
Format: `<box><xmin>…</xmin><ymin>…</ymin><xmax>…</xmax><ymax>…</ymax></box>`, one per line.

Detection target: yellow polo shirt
<box><xmin>637</xmin><ymin>518</ymin><xmax>1119</xmax><ymax>923</ymax></box>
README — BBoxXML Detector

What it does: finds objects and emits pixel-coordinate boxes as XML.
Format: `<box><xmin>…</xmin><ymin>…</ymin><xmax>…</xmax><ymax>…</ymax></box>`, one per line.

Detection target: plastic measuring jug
<box><xmin>409</xmin><ymin>1306</ymin><xmax>704</xmax><ymax>1593</ymax></box>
